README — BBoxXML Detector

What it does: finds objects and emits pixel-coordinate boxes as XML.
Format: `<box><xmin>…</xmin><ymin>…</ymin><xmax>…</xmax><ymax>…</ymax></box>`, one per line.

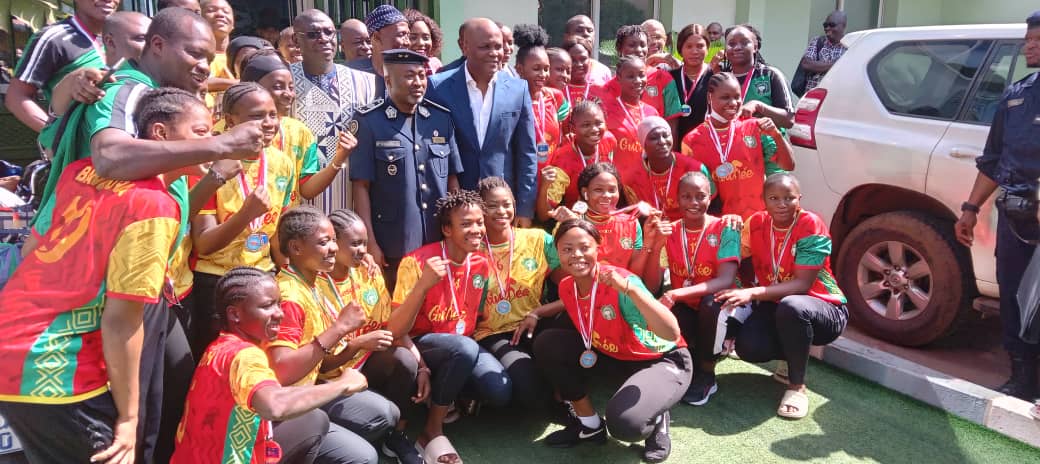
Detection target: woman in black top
<box><xmin>669</xmin><ymin>24</ymin><xmax>716</xmax><ymax>140</ymax></box>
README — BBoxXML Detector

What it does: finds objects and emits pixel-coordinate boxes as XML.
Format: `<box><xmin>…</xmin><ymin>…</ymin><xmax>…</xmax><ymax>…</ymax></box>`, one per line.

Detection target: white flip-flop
<box><xmin>423</xmin><ymin>435</ymin><xmax>462</xmax><ymax>464</ymax></box>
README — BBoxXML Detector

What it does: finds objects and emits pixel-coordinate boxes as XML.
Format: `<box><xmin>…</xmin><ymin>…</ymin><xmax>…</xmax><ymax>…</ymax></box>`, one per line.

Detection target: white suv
<box><xmin>790</xmin><ymin>24</ymin><xmax>1031</xmax><ymax>346</ymax></box>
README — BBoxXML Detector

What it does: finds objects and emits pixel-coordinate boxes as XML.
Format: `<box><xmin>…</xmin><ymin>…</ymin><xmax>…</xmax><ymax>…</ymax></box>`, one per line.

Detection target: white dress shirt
<box><xmin>464</xmin><ymin>64</ymin><xmax>498</xmax><ymax>148</ymax></box>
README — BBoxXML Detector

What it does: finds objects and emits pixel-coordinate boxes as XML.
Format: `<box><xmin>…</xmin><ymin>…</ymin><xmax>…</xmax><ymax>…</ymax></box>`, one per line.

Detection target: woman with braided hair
<box><xmin>171</xmin><ymin>266</ymin><xmax>369</xmax><ymax>464</ymax></box>
<box><xmin>267</xmin><ymin>205</ymin><xmax>417</xmax><ymax>463</ymax></box>
<box><xmin>388</xmin><ymin>189</ymin><xmax>510</xmax><ymax>464</ymax></box>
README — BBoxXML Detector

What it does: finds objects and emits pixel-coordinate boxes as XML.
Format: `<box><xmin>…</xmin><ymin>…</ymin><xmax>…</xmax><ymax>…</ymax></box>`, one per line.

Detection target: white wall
<box><xmin>437</xmin><ymin>0</ymin><xmax>540</xmax><ymax>63</ymax></box>
<box><xmin>669</xmin><ymin>0</ymin><xmax>737</xmax><ymax>31</ymax></box>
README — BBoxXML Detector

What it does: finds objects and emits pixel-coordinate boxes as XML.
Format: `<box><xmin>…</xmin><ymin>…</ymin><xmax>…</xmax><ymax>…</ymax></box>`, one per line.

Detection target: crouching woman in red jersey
<box><xmin>711</xmin><ymin>173</ymin><xmax>847</xmax><ymax>420</ymax></box>
<box><xmin>532</xmin><ymin>219</ymin><xmax>692</xmax><ymax>463</ymax></box>
<box><xmin>172</xmin><ymin>267</ymin><xmax>369</xmax><ymax>464</ymax></box>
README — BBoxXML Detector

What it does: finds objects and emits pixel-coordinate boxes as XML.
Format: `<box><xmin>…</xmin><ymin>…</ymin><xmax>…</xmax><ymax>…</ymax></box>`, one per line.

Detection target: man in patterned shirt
<box><xmin>291</xmin><ymin>9</ymin><xmax>378</xmax><ymax>214</ymax></box>
<box><xmin>800</xmin><ymin>10</ymin><xmax>848</xmax><ymax>92</ymax></box>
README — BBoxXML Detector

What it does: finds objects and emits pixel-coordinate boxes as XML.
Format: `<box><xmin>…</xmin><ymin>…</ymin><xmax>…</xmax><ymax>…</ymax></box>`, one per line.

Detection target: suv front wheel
<box><xmin>836</xmin><ymin>211</ymin><xmax>973</xmax><ymax>346</ymax></box>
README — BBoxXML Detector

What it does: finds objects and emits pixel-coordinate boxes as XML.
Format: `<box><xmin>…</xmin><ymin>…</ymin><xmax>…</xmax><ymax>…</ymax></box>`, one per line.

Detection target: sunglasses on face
<box><xmin>823</xmin><ymin>22</ymin><xmax>838</xmax><ymax>28</ymax></box>
<box><xmin>299</xmin><ymin>28</ymin><xmax>337</xmax><ymax>40</ymax></box>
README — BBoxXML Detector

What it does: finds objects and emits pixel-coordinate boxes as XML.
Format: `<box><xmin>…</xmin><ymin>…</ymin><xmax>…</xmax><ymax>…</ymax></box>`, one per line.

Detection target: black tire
<box><xmin>836</xmin><ymin>211</ymin><xmax>973</xmax><ymax>346</ymax></box>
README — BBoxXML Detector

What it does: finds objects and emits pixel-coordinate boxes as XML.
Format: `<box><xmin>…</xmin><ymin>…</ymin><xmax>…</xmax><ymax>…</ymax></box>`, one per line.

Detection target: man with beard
<box><xmin>365</xmin><ymin>5</ymin><xmax>412</xmax><ymax>97</ymax></box>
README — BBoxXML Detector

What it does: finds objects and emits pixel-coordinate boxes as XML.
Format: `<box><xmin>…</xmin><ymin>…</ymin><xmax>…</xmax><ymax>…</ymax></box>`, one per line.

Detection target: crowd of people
<box><xmin>0</xmin><ymin>1</ymin><xmax>851</xmax><ymax>463</ymax></box>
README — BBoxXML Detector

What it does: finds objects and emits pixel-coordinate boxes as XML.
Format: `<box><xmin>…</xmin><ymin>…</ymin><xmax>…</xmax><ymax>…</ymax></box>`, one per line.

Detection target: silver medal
<box><xmin>496</xmin><ymin>300</ymin><xmax>511</xmax><ymax>315</ymax></box>
<box><xmin>716</xmin><ymin>162</ymin><xmax>735</xmax><ymax>178</ymax></box>
<box><xmin>572</xmin><ymin>201</ymin><xmax>589</xmax><ymax>215</ymax></box>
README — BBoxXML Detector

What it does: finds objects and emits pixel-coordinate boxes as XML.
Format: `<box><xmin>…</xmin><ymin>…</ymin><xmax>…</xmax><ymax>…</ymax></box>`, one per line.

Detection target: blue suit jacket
<box><xmin>427</xmin><ymin>64</ymin><xmax>538</xmax><ymax>217</ymax></box>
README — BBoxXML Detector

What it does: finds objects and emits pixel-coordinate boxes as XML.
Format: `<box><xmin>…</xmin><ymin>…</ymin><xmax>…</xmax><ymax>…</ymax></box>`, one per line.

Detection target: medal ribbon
<box><xmin>70</xmin><ymin>15</ymin><xmax>105</xmax><ymax>61</ymax></box>
<box><xmin>238</xmin><ymin>149</ymin><xmax>268</xmax><ymax>231</ymax></box>
<box><xmin>573</xmin><ymin>270</ymin><xmax>599</xmax><ymax>352</ymax></box>
<box><xmin>706</xmin><ymin>120</ymin><xmax>735</xmax><ymax>168</ymax></box>
<box><xmin>680</xmin><ymin>220</ymin><xmax>709</xmax><ymax>283</ymax></box>
<box><xmin>769</xmin><ymin>211</ymin><xmax>801</xmax><ymax>284</ymax></box>
<box><xmin>738</xmin><ymin>67</ymin><xmax>756</xmax><ymax>102</ymax></box>
<box><xmin>680</xmin><ymin>65</ymin><xmax>707</xmax><ymax>104</ymax></box>
<box><xmin>533</xmin><ymin>94</ymin><xmax>547</xmax><ymax>146</ymax></box>
<box><xmin>284</xmin><ymin>265</ymin><xmax>345</xmax><ymax>327</ymax></box>
<box><xmin>485</xmin><ymin>230</ymin><xmax>514</xmax><ymax>304</ymax></box>
<box><xmin>566</xmin><ymin>83</ymin><xmax>591</xmax><ymax>107</ymax></box>
<box><xmin>646</xmin><ymin>157</ymin><xmax>675</xmax><ymax>211</ymax></box>
<box><xmin>440</xmin><ymin>242</ymin><xmax>472</xmax><ymax>328</ymax></box>
<box><xmin>573</xmin><ymin>138</ymin><xmax>603</xmax><ymax>168</ymax></box>
<box><xmin>617</xmin><ymin>96</ymin><xmax>645</xmax><ymax>132</ymax></box>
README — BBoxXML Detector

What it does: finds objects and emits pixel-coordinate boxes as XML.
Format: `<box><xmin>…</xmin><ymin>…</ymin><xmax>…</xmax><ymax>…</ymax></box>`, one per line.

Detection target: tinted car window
<box><xmin>962</xmin><ymin>41</ymin><xmax>1022</xmax><ymax>124</ymax></box>
<box><xmin>869</xmin><ymin>40</ymin><xmax>990</xmax><ymax>120</ymax></box>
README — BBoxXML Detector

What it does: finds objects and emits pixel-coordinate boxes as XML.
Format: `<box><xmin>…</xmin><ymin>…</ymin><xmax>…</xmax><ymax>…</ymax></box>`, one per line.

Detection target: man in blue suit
<box><xmin>427</xmin><ymin>17</ymin><xmax>538</xmax><ymax>225</ymax></box>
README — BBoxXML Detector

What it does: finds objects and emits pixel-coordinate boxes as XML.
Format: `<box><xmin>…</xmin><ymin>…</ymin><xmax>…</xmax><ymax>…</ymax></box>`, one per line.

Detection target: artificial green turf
<box><xmin>404</xmin><ymin>359</ymin><xmax>1040</xmax><ymax>463</ymax></box>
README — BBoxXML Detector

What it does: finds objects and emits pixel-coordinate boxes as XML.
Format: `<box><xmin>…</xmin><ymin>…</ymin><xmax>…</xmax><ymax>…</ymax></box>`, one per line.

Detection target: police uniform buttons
<box><xmin>388</xmin><ymin>154</ymin><xmax>395</xmax><ymax>161</ymax></box>
<box><xmin>415</xmin><ymin>144</ymin><xmax>420</xmax><ymax>150</ymax></box>
<box><xmin>422</xmin><ymin>202</ymin><xmax>428</xmax><ymax>209</ymax></box>
<box><xmin>418</xmin><ymin>164</ymin><xmax>425</xmax><ymax>171</ymax></box>
<box><xmin>421</xmin><ymin>183</ymin><xmax>428</xmax><ymax>191</ymax></box>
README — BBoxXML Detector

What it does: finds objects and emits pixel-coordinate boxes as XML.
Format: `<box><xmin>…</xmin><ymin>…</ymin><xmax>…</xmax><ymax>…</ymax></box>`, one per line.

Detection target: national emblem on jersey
<box><xmin>601</xmin><ymin>305</ymin><xmax>617</xmax><ymax>321</ymax></box>
<box><xmin>523</xmin><ymin>257</ymin><xmax>537</xmax><ymax>272</ymax></box>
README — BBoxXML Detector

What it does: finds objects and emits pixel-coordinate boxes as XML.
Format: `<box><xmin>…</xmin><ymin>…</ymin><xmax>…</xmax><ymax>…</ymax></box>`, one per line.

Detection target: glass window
<box><xmin>597</xmin><ymin>0</ymin><xmax>654</xmax><ymax>68</ymax></box>
<box><xmin>868</xmin><ymin>40</ymin><xmax>990</xmax><ymax>120</ymax></box>
<box><xmin>962</xmin><ymin>41</ymin><xmax>1020</xmax><ymax>124</ymax></box>
<box><xmin>539</xmin><ymin>0</ymin><xmax>592</xmax><ymax>48</ymax></box>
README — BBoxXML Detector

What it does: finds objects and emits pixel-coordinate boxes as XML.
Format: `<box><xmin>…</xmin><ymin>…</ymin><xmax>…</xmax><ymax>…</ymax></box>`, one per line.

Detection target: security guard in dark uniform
<box><xmin>351</xmin><ymin>49</ymin><xmax>463</xmax><ymax>291</ymax></box>
<box><xmin>957</xmin><ymin>11</ymin><xmax>1040</xmax><ymax>401</ymax></box>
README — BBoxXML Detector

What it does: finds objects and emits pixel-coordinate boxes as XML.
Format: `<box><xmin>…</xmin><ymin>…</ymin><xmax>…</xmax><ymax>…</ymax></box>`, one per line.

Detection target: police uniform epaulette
<box><xmin>357</xmin><ymin>98</ymin><xmax>385</xmax><ymax>115</ymax></box>
<box><xmin>421</xmin><ymin>99</ymin><xmax>450</xmax><ymax>113</ymax></box>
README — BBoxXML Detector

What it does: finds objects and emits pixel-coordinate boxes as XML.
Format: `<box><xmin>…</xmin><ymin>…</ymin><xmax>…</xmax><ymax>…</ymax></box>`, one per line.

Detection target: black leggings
<box><xmin>698</xmin><ymin>294</ymin><xmax>847</xmax><ymax>385</ymax></box>
<box><xmin>478</xmin><ymin>331</ymin><xmax>548</xmax><ymax>410</ymax></box>
<box><xmin>533</xmin><ymin>326</ymin><xmax>692</xmax><ymax>443</ymax></box>
<box><xmin>188</xmin><ymin>271</ymin><xmax>224</xmax><ymax>359</ymax></box>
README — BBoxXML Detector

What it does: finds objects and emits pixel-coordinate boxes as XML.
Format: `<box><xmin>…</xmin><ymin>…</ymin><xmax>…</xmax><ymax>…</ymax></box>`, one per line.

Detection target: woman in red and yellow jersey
<box><xmin>529</xmin><ymin>219</ymin><xmax>692</xmax><ymax>463</ymax></box>
<box><xmin>643</xmin><ymin>171</ymin><xmax>741</xmax><ymax>407</ymax></box>
<box><xmin>386</xmin><ymin>190</ymin><xmax>507</xmax><ymax>464</ymax></box>
<box><xmin>327</xmin><ymin>208</ymin><xmax>428</xmax><ymax>460</ymax></box>
<box><xmin>513</xmin><ymin>24</ymin><xmax>571</xmax><ymax>170</ymax></box>
<box><xmin>475</xmin><ymin>177</ymin><xmax>566</xmax><ymax>408</ymax></box>
<box><xmin>266</xmin><ymin>206</ymin><xmax>417</xmax><ymax>463</ymax></box>
<box><xmin>561</xmin><ymin>38</ymin><xmax>604</xmax><ymax>108</ymax></box>
<box><xmin>620</xmin><ymin>115</ymin><xmax>713</xmax><ymax>222</ymax></box>
<box><xmin>536</xmin><ymin>101</ymin><xmax>618</xmax><ymax>221</ymax></box>
<box><xmin>711</xmin><ymin>174</ymin><xmax>847</xmax><ymax>420</ymax></box>
<box><xmin>172</xmin><ymin>267</ymin><xmax>368</xmax><ymax>464</ymax></box>
<box><xmin>597</xmin><ymin>56</ymin><xmax>659</xmax><ymax>167</ymax></box>
<box><xmin>548</xmin><ymin>162</ymin><xmax>665</xmax><ymax>284</ymax></box>
<box><xmin>191</xmin><ymin>83</ymin><xmax>298</xmax><ymax>353</ymax></box>
<box><xmin>613</xmin><ymin>24</ymin><xmax>684</xmax><ymax>131</ymax></box>
<box><xmin>680</xmin><ymin>72</ymin><xmax>794</xmax><ymax>220</ymax></box>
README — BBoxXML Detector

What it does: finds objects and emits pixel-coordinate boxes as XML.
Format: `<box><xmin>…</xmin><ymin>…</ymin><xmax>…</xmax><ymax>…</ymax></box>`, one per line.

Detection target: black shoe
<box><xmin>642</xmin><ymin>411</ymin><xmax>671</xmax><ymax>463</ymax></box>
<box><xmin>382</xmin><ymin>429</ymin><xmax>423</xmax><ymax>464</ymax></box>
<box><xmin>544</xmin><ymin>416</ymin><xmax>607</xmax><ymax>448</ymax></box>
<box><xmin>997</xmin><ymin>353</ymin><xmax>1038</xmax><ymax>401</ymax></box>
<box><xmin>682</xmin><ymin>371</ymin><xmax>718</xmax><ymax>406</ymax></box>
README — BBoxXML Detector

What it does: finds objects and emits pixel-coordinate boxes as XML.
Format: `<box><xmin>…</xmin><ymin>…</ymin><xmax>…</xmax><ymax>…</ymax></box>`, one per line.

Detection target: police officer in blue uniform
<box><xmin>957</xmin><ymin>11</ymin><xmax>1040</xmax><ymax>401</ymax></box>
<box><xmin>351</xmin><ymin>49</ymin><xmax>462</xmax><ymax>291</ymax></box>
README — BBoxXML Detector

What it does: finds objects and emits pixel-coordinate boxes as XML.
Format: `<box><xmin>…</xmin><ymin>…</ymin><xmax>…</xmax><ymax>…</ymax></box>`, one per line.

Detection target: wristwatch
<box><xmin>960</xmin><ymin>202</ymin><xmax>980</xmax><ymax>214</ymax></box>
<box><xmin>208</xmin><ymin>168</ymin><xmax>228</xmax><ymax>185</ymax></box>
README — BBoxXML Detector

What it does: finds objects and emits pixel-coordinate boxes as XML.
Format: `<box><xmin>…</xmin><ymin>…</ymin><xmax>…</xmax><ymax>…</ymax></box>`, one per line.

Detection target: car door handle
<box><xmin>950</xmin><ymin>146</ymin><xmax>982</xmax><ymax>159</ymax></box>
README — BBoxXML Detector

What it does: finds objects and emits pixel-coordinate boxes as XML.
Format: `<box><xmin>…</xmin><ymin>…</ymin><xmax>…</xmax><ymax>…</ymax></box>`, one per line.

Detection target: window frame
<box><xmin>866</xmin><ymin>38</ymin><xmax>995</xmax><ymax>122</ymax></box>
<box><xmin>956</xmin><ymin>39</ymin><xmax>1025</xmax><ymax>126</ymax></box>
